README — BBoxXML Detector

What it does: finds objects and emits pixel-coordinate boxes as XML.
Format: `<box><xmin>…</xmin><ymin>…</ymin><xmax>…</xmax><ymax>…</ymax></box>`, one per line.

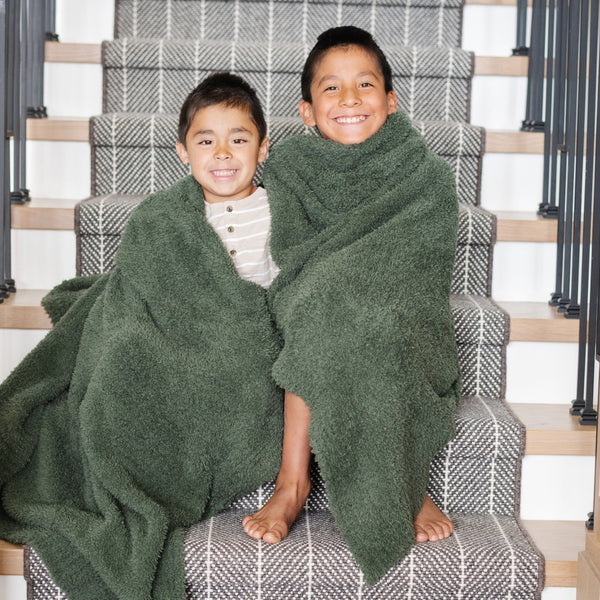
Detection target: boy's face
<box><xmin>176</xmin><ymin>103</ymin><xmax>269</xmax><ymax>204</ymax></box>
<box><xmin>299</xmin><ymin>44</ymin><xmax>397</xmax><ymax>145</ymax></box>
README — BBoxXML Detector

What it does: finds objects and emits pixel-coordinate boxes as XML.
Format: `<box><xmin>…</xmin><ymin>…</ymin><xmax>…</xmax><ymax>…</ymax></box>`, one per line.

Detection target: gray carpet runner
<box><xmin>103</xmin><ymin>39</ymin><xmax>473</xmax><ymax>121</ymax></box>
<box><xmin>113</xmin><ymin>0</ymin><xmax>466</xmax><ymax>48</ymax></box>
<box><xmin>24</xmin><ymin>0</ymin><xmax>545</xmax><ymax>597</ymax></box>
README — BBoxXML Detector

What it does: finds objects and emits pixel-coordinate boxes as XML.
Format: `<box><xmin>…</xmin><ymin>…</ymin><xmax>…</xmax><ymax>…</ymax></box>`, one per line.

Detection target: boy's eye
<box><xmin>198</xmin><ymin>139</ymin><xmax>212</xmax><ymax>145</ymax></box>
<box><xmin>359</xmin><ymin>82</ymin><xmax>374</xmax><ymax>88</ymax></box>
<box><xmin>232</xmin><ymin>138</ymin><xmax>247</xmax><ymax>144</ymax></box>
<box><xmin>324</xmin><ymin>85</ymin><xmax>338</xmax><ymax>92</ymax></box>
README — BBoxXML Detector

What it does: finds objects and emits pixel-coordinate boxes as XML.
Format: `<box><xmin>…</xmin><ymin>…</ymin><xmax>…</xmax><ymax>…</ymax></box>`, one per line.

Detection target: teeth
<box><xmin>335</xmin><ymin>115</ymin><xmax>366</xmax><ymax>124</ymax></box>
<box><xmin>212</xmin><ymin>170</ymin><xmax>237</xmax><ymax>176</ymax></box>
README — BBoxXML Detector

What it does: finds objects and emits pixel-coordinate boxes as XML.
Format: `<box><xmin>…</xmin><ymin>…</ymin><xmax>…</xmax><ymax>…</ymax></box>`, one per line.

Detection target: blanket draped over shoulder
<box><xmin>264</xmin><ymin>111</ymin><xmax>462</xmax><ymax>585</ymax></box>
<box><xmin>0</xmin><ymin>176</ymin><xmax>284</xmax><ymax>600</ymax></box>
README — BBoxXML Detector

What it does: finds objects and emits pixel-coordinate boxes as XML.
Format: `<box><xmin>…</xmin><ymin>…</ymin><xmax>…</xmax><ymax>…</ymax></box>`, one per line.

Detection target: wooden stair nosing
<box><xmin>511</xmin><ymin>403</ymin><xmax>595</xmax><ymax>456</ymax></box>
<box><xmin>12</xmin><ymin>206</ymin><xmax>559</xmax><ymax>243</ymax></box>
<box><xmin>26</xmin><ymin>119</ymin><xmax>546</xmax><ymax>154</ymax></box>
<box><xmin>1</xmin><ymin>295</ymin><xmax>580</xmax><ymax>343</ymax></box>
<box><xmin>1</xmin><ymin>519</ymin><xmax>581</xmax><ymax>584</ymax></box>
<box><xmin>43</xmin><ymin>41</ymin><xmax>529</xmax><ymax>77</ymax></box>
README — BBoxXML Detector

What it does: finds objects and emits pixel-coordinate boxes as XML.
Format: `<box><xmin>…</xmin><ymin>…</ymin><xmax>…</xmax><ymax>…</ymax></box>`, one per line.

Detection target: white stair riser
<box><xmin>55</xmin><ymin>0</ymin><xmax>114</xmax><ymax>43</ymax></box>
<box><xmin>0</xmin><ymin>576</ymin><xmax>26</xmax><ymax>600</ymax></box>
<box><xmin>521</xmin><ymin>455</ymin><xmax>594</xmax><ymax>520</ymax></box>
<box><xmin>44</xmin><ymin>63</ymin><xmax>102</xmax><ymax>117</ymax></box>
<box><xmin>471</xmin><ymin>76</ymin><xmax>528</xmax><ymax>131</ymax></box>
<box><xmin>26</xmin><ymin>141</ymin><xmax>90</xmax><ymax>199</ymax></box>
<box><xmin>493</xmin><ymin>242</ymin><xmax>557</xmax><ymax>302</ymax></box>
<box><xmin>506</xmin><ymin>342</ymin><xmax>580</xmax><ymax>405</ymax></box>
<box><xmin>0</xmin><ymin>330</ymin><xmax>48</xmax><ymax>382</ymax></box>
<box><xmin>462</xmin><ymin>5</ymin><xmax>519</xmax><ymax>56</ymax></box>
<box><xmin>11</xmin><ymin>230</ymin><xmax>76</xmax><ymax>290</ymax></box>
<box><xmin>481</xmin><ymin>154</ymin><xmax>545</xmax><ymax>213</ymax></box>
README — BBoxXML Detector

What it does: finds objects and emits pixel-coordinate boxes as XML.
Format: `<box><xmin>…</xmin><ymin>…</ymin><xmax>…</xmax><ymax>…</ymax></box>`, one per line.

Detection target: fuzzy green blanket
<box><xmin>0</xmin><ymin>176</ymin><xmax>284</xmax><ymax>599</ymax></box>
<box><xmin>264</xmin><ymin>111</ymin><xmax>462</xmax><ymax>585</ymax></box>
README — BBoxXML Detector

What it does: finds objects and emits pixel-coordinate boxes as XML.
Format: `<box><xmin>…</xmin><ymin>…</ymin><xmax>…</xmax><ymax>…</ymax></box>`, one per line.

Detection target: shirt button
<box><xmin>226</xmin><ymin>206</ymin><xmax>233</xmax><ymax>212</ymax></box>
<box><xmin>227</xmin><ymin>226</ymin><xmax>234</xmax><ymax>233</ymax></box>
<box><xmin>230</xmin><ymin>249</ymin><xmax>237</xmax><ymax>257</ymax></box>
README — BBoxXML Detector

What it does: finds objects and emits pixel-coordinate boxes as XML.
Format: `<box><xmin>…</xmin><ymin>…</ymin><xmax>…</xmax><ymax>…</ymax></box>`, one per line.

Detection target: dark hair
<box><xmin>301</xmin><ymin>26</ymin><xmax>393</xmax><ymax>103</ymax></box>
<box><xmin>177</xmin><ymin>72</ymin><xmax>267</xmax><ymax>145</ymax></box>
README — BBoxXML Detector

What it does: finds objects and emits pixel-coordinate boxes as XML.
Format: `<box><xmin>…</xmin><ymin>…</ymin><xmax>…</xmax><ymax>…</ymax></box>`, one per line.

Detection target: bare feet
<box><xmin>242</xmin><ymin>478</ymin><xmax>311</xmax><ymax>543</ymax></box>
<box><xmin>414</xmin><ymin>494</ymin><xmax>454</xmax><ymax>542</ymax></box>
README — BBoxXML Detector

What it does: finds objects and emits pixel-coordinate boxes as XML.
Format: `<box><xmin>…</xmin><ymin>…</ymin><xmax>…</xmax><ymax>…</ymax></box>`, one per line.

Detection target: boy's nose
<box><xmin>340</xmin><ymin>89</ymin><xmax>361</xmax><ymax>106</ymax></box>
<box><xmin>214</xmin><ymin>145</ymin><xmax>231</xmax><ymax>159</ymax></box>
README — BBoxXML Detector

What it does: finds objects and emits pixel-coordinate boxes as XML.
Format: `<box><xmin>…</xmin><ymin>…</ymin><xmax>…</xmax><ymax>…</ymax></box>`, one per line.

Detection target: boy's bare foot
<box><xmin>414</xmin><ymin>494</ymin><xmax>454</xmax><ymax>542</ymax></box>
<box><xmin>242</xmin><ymin>478</ymin><xmax>311</xmax><ymax>543</ymax></box>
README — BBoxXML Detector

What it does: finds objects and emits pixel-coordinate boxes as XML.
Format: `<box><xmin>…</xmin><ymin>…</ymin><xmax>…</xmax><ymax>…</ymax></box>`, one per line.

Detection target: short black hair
<box><xmin>178</xmin><ymin>72</ymin><xmax>267</xmax><ymax>145</ymax></box>
<box><xmin>301</xmin><ymin>26</ymin><xmax>393</xmax><ymax>103</ymax></box>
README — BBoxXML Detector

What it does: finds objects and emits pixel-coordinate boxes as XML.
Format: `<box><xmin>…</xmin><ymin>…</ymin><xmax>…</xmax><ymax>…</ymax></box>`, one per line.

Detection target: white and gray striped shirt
<box><xmin>205</xmin><ymin>186</ymin><xmax>279</xmax><ymax>288</ymax></box>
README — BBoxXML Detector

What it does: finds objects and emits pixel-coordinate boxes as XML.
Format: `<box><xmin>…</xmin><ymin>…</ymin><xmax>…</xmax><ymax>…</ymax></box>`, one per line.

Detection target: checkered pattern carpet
<box><xmin>25</xmin><ymin>0</ymin><xmax>545</xmax><ymax>598</ymax></box>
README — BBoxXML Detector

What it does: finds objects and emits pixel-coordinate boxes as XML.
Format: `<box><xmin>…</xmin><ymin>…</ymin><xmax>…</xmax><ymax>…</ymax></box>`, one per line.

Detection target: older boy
<box><xmin>244</xmin><ymin>26</ymin><xmax>461</xmax><ymax>585</ymax></box>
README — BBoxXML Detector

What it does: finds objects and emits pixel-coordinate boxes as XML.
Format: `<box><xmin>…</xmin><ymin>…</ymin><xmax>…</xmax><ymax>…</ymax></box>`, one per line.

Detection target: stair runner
<box><xmin>25</xmin><ymin>0</ymin><xmax>545</xmax><ymax>598</ymax></box>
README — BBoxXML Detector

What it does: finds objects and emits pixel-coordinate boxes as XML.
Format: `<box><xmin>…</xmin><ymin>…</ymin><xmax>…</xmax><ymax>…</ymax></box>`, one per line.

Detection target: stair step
<box><xmin>511</xmin><ymin>403</ymin><xmax>595</xmax><ymax>456</ymax></box>
<box><xmin>13</xmin><ymin>205</ymin><xmax>558</xmax><ymax>243</ymax></box>
<box><xmin>523</xmin><ymin>519</ymin><xmax>585</xmax><ymax>587</ymax></box>
<box><xmin>11</xmin><ymin>198</ymin><xmax>77</xmax><ymax>230</ymax></box>
<box><xmin>497</xmin><ymin>301</ymin><xmax>579</xmax><ymax>343</ymax></box>
<box><xmin>43</xmin><ymin>40</ymin><xmax>527</xmax><ymax>77</ymax></box>
<box><xmin>26</xmin><ymin>117</ymin><xmax>545</xmax><ymax>153</ymax></box>
<box><xmin>2</xmin><ymin>293</ymin><xmax>577</xmax><ymax>342</ymax></box>
<box><xmin>496</xmin><ymin>211</ymin><xmax>558</xmax><ymax>242</ymax></box>
<box><xmin>1</xmin><ymin>519</ymin><xmax>581</xmax><ymax>584</ymax></box>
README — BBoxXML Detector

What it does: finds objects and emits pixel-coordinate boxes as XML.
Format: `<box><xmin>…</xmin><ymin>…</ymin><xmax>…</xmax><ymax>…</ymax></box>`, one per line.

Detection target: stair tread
<box><xmin>497</xmin><ymin>300</ymin><xmax>579</xmax><ymax>343</ymax></box>
<box><xmin>2</xmin><ymin>293</ymin><xmax>577</xmax><ymax>343</ymax></box>
<box><xmin>511</xmin><ymin>403</ymin><xmax>595</xmax><ymax>456</ymax></box>
<box><xmin>496</xmin><ymin>210</ymin><xmax>558</xmax><ymax>242</ymax></box>
<box><xmin>44</xmin><ymin>41</ymin><xmax>527</xmax><ymax>77</ymax></box>
<box><xmin>1</xmin><ymin>519</ymin><xmax>581</xmax><ymax>584</ymax></box>
<box><xmin>522</xmin><ymin>519</ymin><xmax>585</xmax><ymax>587</ymax></box>
<box><xmin>26</xmin><ymin>117</ymin><xmax>545</xmax><ymax>154</ymax></box>
<box><xmin>13</xmin><ymin>205</ymin><xmax>559</xmax><ymax>245</ymax></box>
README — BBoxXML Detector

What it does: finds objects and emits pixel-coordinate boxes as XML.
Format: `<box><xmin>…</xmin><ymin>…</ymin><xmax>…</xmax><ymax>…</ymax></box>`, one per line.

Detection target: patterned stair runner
<box><xmin>24</xmin><ymin>0</ymin><xmax>545</xmax><ymax>598</ymax></box>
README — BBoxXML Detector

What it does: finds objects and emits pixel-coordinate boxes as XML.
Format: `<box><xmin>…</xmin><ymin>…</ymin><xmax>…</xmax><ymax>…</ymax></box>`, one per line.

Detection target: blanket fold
<box><xmin>264</xmin><ymin>111</ymin><xmax>461</xmax><ymax>585</ymax></box>
<box><xmin>0</xmin><ymin>176</ymin><xmax>283</xmax><ymax>600</ymax></box>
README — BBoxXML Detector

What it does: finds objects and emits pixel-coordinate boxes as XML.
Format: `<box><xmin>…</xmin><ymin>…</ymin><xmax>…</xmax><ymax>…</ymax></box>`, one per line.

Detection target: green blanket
<box><xmin>0</xmin><ymin>176</ymin><xmax>284</xmax><ymax>599</ymax></box>
<box><xmin>264</xmin><ymin>111</ymin><xmax>461</xmax><ymax>585</ymax></box>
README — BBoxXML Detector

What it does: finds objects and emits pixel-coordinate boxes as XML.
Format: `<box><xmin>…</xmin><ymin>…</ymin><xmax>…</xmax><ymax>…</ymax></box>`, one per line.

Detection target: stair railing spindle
<box><xmin>522</xmin><ymin>0</ymin><xmax>547</xmax><ymax>131</ymax></box>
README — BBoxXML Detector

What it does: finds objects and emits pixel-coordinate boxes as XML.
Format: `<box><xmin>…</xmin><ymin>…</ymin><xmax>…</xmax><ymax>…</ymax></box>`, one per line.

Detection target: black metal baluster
<box><xmin>1</xmin><ymin>0</ymin><xmax>8</xmax><ymax>301</ymax></box>
<box><xmin>539</xmin><ymin>0</ymin><xmax>557</xmax><ymax>216</ymax></box>
<box><xmin>549</xmin><ymin>0</ymin><xmax>568</xmax><ymax>305</ymax></box>
<box><xmin>522</xmin><ymin>0</ymin><xmax>547</xmax><ymax>131</ymax></box>
<box><xmin>571</xmin><ymin>0</ymin><xmax>598</xmax><ymax>416</ymax></box>
<box><xmin>514</xmin><ymin>0</ymin><xmax>529</xmax><ymax>55</ymax></box>
<box><xmin>557</xmin><ymin>0</ymin><xmax>580</xmax><ymax>313</ymax></box>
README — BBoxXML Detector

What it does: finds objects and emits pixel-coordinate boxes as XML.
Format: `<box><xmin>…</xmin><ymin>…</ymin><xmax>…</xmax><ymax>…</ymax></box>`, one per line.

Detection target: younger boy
<box><xmin>243</xmin><ymin>26</ymin><xmax>459</xmax><ymax>575</ymax></box>
<box><xmin>176</xmin><ymin>72</ymin><xmax>278</xmax><ymax>287</ymax></box>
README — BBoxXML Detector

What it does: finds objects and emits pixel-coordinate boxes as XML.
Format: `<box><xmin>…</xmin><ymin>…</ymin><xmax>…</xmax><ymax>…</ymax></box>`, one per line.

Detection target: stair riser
<box><xmin>520</xmin><ymin>455</ymin><xmax>594</xmax><ymax>520</ymax></box>
<box><xmin>506</xmin><ymin>342</ymin><xmax>580</xmax><ymax>405</ymax></box>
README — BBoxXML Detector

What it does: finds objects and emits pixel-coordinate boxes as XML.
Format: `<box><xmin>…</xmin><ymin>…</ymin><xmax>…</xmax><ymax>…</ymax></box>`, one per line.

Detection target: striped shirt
<box><xmin>204</xmin><ymin>186</ymin><xmax>280</xmax><ymax>288</ymax></box>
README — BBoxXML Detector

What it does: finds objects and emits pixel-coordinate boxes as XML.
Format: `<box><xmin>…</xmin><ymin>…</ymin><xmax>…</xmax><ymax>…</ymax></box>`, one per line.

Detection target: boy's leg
<box><xmin>414</xmin><ymin>494</ymin><xmax>454</xmax><ymax>542</ymax></box>
<box><xmin>242</xmin><ymin>389</ymin><xmax>312</xmax><ymax>543</ymax></box>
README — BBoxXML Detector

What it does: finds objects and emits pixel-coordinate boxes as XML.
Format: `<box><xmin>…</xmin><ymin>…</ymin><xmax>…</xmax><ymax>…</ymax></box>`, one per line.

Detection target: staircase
<box><xmin>0</xmin><ymin>1</ymin><xmax>592</xmax><ymax>599</ymax></box>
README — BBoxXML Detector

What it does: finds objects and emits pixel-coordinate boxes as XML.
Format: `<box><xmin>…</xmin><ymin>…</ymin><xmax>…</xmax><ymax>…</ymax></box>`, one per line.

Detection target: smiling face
<box><xmin>176</xmin><ymin>103</ymin><xmax>269</xmax><ymax>204</ymax></box>
<box><xmin>299</xmin><ymin>44</ymin><xmax>398</xmax><ymax>145</ymax></box>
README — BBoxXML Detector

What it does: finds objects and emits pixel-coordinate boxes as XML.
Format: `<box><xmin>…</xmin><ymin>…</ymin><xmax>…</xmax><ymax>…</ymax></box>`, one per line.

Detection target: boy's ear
<box><xmin>175</xmin><ymin>141</ymin><xmax>189</xmax><ymax>165</ymax></box>
<box><xmin>299</xmin><ymin>100</ymin><xmax>317</xmax><ymax>127</ymax></box>
<box><xmin>387</xmin><ymin>90</ymin><xmax>398</xmax><ymax>114</ymax></box>
<box><xmin>258</xmin><ymin>137</ymin><xmax>269</xmax><ymax>163</ymax></box>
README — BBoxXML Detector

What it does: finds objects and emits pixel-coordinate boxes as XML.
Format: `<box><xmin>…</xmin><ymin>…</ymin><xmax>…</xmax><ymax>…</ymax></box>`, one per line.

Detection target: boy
<box><xmin>243</xmin><ymin>26</ymin><xmax>461</xmax><ymax>584</ymax></box>
<box><xmin>175</xmin><ymin>72</ymin><xmax>277</xmax><ymax>287</ymax></box>
<box><xmin>0</xmin><ymin>72</ymin><xmax>285</xmax><ymax>600</ymax></box>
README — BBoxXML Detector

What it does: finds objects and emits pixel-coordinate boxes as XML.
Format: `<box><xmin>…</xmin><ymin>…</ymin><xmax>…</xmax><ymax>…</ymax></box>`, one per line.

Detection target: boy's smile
<box><xmin>176</xmin><ymin>103</ymin><xmax>269</xmax><ymax>204</ymax></box>
<box><xmin>299</xmin><ymin>44</ymin><xmax>397</xmax><ymax>145</ymax></box>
